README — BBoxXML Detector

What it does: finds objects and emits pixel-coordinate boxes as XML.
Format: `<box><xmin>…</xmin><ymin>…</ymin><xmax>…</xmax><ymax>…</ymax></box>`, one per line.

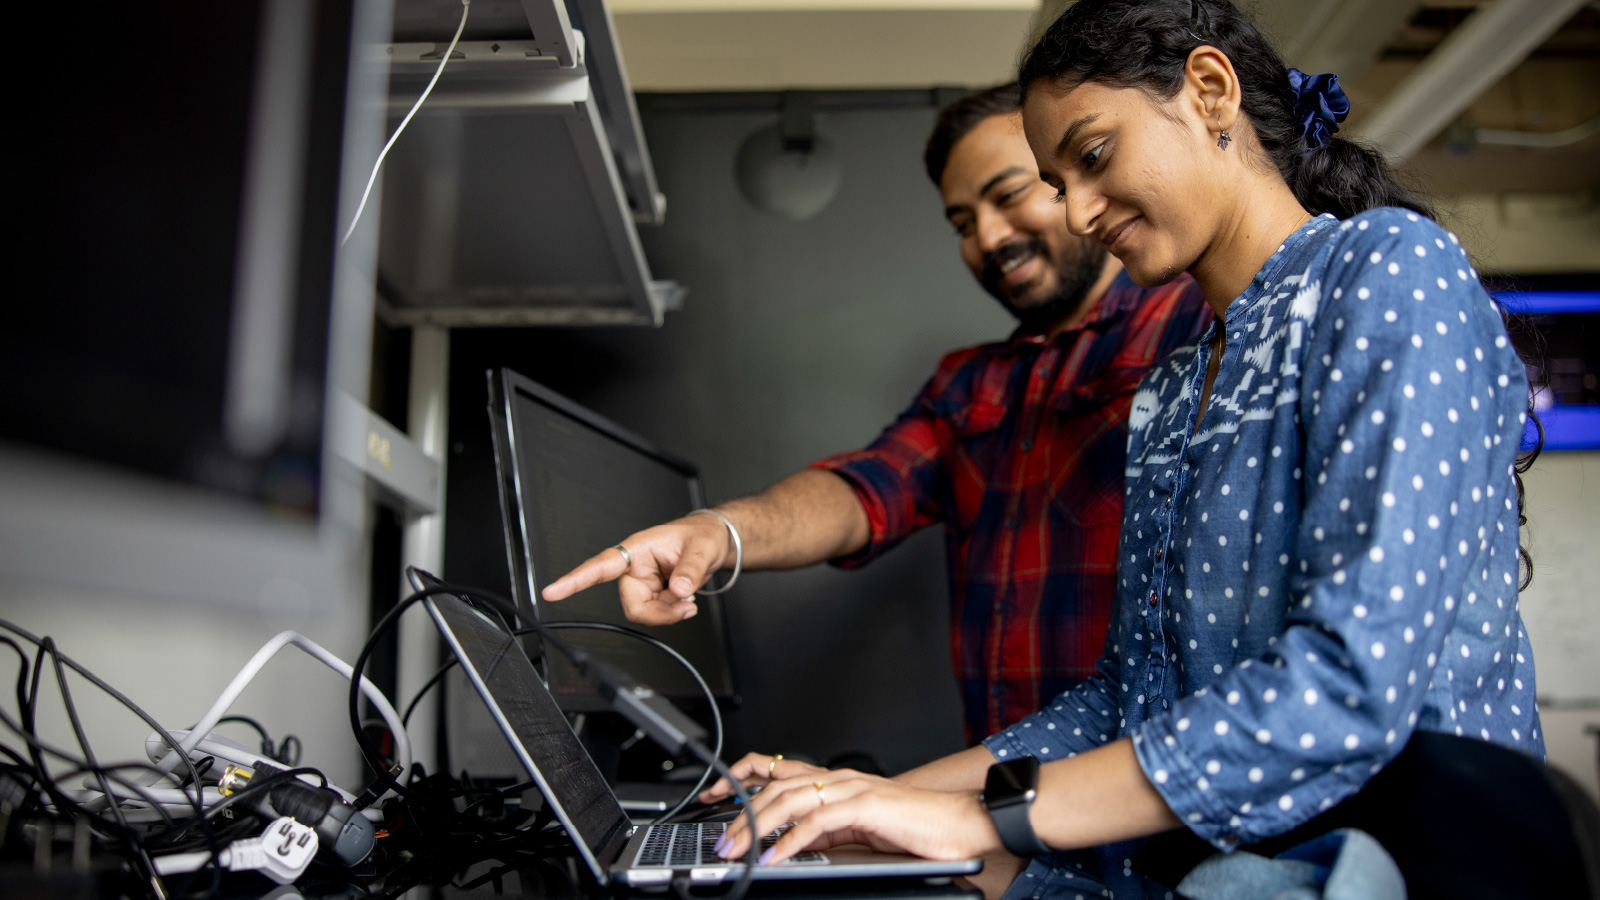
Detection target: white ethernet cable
<box><xmin>340</xmin><ymin>0</ymin><xmax>471</xmax><ymax>245</ymax></box>
<box><xmin>130</xmin><ymin>631</ymin><xmax>410</xmax><ymax>806</ymax></box>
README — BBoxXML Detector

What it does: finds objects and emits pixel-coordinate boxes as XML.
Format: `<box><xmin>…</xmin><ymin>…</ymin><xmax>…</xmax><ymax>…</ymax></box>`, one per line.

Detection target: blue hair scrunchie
<box><xmin>1286</xmin><ymin>67</ymin><xmax>1350</xmax><ymax>149</ymax></box>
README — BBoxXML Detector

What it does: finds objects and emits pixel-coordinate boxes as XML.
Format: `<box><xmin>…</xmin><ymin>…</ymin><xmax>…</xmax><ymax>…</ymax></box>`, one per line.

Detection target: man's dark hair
<box><xmin>923</xmin><ymin>83</ymin><xmax>1023</xmax><ymax>187</ymax></box>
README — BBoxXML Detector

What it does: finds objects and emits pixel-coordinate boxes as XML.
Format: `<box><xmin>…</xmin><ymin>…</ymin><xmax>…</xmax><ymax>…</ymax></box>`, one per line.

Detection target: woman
<box><xmin>707</xmin><ymin>0</ymin><xmax>1542</xmax><ymax>895</ymax></box>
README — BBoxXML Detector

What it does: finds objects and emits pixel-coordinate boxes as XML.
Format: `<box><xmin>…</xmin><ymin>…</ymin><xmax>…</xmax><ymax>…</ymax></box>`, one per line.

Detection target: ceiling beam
<box><xmin>609</xmin><ymin>0</ymin><xmax>1037</xmax><ymax>10</ymax></box>
<box><xmin>1288</xmin><ymin>0</ymin><xmax>1421</xmax><ymax>83</ymax></box>
<box><xmin>1351</xmin><ymin>0</ymin><xmax>1590</xmax><ymax>161</ymax></box>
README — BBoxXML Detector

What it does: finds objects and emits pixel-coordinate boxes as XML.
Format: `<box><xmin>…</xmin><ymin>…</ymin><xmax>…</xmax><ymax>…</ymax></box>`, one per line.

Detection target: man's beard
<box><xmin>980</xmin><ymin>236</ymin><xmax>1108</xmax><ymax>332</ymax></box>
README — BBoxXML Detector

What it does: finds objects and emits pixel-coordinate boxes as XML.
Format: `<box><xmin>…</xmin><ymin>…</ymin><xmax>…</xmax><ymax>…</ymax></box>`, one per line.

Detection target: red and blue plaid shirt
<box><xmin>812</xmin><ymin>272</ymin><xmax>1211</xmax><ymax>742</ymax></box>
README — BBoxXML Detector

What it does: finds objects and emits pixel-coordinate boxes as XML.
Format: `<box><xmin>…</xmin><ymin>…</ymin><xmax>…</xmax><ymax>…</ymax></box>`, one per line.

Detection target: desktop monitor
<box><xmin>9</xmin><ymin>0</ymin><xmax>376</xmax><ymax>517</ymax></box>
<box><xmin>487</xmin><ymin>369</ymin><xmax>739</xmax><ymax>711</ymax></box>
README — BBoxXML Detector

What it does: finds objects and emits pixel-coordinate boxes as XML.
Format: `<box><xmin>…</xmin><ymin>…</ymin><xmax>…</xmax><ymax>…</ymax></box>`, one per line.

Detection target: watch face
<box><xmin>985</xmin><ymin>756</ymin><xmax>1040</xmax><ymax>808</ymax></box>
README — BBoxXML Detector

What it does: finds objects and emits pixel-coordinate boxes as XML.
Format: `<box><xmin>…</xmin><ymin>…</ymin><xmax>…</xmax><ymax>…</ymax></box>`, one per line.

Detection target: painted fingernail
<box><xmin>758</xmin><ymin>848</ymin><xmax>776</xmax><ymax>866</ymax></box>
<box><xmin>714</xmin><ymin>835</ymin><xmax>729</xmax><ymax>855</ymax></box>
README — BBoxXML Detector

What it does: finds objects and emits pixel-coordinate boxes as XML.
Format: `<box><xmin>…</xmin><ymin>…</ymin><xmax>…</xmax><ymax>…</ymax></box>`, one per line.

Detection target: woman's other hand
<box><xmin>698</xmin><ymin>752</ymin><xmax>826</xmax><ymax>804</ymax></box>
<box><xmin>715</xmin><ymin>769</ymin><xmax>1002</xmax><ymax>865</ymax></box>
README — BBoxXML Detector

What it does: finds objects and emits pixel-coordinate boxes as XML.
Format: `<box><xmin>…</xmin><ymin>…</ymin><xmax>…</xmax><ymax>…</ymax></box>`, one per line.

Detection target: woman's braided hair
<box><xmin>1019</xmin><ymin>0</ymin><xmax>1540</xmax><ymax>586</ymax></box>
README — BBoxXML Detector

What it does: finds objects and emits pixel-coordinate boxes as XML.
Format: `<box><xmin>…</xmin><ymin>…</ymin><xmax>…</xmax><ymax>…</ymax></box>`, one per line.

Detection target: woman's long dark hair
<box><xmin>1019</xmin><ymin>0</ymin><xmax>1540</xmax><ymax>587</ymax></box>
<box><xmin>1018</xmin><ymin>0</ymin><xmax>1435</xmax><ymax>222</ymax></box>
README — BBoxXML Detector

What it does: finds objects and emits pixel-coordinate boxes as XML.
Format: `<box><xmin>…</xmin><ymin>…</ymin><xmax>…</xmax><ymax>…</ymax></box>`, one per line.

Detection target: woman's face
<box><xmin>1021</xmin><ymin>80</ymin><xmax>1217</xmax><ymax>289</ymax></box>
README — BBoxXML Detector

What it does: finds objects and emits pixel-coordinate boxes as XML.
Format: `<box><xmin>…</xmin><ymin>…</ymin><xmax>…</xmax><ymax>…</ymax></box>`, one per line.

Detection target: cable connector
<box><xmin>351</xmin><ymin>763</ymin><xmax>403</xmax><ymax>812</ymax></box>
<box><xmin>229</xmin><ymin>818</ymin><xmax>318</xmax><ymax>884</ymax></box>
<box><xmin>152</xmin><ymin>817</ymin><xmax>318</xmax><ymax>885</ymax></box>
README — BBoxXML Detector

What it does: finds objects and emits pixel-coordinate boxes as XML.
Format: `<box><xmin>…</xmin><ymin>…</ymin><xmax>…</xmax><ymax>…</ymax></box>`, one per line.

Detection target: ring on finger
<box><xmin>613</xmin><ymin>544</ymin><xmax>633</xmax><ymax>571</ymax></box>
<box><xmin>814</xmin><ymin>782</ymin><xmax>826</xmax><ymax>806</ymax></box>
<box><xmin>768</xmin><ymin>754</ymin><xmax>783</xmax><ymax>779</ymax></box>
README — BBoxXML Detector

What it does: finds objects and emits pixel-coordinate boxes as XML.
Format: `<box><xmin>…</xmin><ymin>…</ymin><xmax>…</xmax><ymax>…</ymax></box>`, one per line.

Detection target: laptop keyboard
<box><xmin>634</xmin><ymin>822</ymin><xmax>827</xmax><ymax>867</ymax></box>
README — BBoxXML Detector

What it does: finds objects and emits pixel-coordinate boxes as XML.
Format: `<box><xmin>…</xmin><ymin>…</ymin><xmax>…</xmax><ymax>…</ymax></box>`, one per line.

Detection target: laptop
<box><xmin>411</xmin><ymin>570</ymin><xmax>982</xmax><ymax>887</ymax></box>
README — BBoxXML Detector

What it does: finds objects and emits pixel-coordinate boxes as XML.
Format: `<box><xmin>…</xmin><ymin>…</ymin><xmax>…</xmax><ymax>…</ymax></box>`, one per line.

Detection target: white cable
<box><xmin>340</xmin><ymin>0</ymin><xmax>470</xmax><ymax>245</ymax></box>
<box><xmin>70</xmin><ymin>786</ymin><xmax>225</xmax><ymax>807</ymax></box>
<box><xmin>80</xmin><ymin>726</ymin><xmax>378</xmax><ymax>820</ymax></box>
<box><xmin>136</xmin><ymin>632</ymin><xmax>410</xmax><ymax>804</ymax></box>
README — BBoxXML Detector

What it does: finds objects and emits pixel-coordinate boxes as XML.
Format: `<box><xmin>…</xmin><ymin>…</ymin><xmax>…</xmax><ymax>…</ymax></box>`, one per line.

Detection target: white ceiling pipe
<box><xmin>1351</xmin><ymin>0</ymin><xmax>1591</xmax><ymax>161</ymax></box>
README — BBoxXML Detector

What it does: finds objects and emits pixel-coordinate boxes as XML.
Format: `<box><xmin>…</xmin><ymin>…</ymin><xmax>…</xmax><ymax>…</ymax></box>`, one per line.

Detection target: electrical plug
<box><xmin>152</xmin><ymin>816</ymin><xmax>318</xmax><ymax>885</ymax></box>
<box><xmin>229</xmin><ymin>817</ymin><xmax>319</xmax><ymax>884</ymax></box>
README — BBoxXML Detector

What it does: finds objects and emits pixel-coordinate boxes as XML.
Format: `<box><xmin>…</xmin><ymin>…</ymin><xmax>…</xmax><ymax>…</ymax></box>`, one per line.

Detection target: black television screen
<box><xmin>7</xmin><ymin>0</ymin><xmax>356</xmax><ymax>516</ymax></box>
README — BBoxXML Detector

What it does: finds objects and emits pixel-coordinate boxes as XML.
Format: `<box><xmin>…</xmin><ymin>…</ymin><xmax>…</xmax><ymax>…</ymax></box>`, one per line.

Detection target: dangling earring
<box><xmin>1217</xmin><ymin>130</ymin><xmax>1232</xmax><ymax>151</ymax></box>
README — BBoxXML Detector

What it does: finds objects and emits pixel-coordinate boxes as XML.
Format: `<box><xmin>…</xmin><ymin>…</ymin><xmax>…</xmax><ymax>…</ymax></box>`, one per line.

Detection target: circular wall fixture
<box><xmin>734</xmin><ymin>122</ymin><xmax>842</xmax><ymax>221</ymax></box>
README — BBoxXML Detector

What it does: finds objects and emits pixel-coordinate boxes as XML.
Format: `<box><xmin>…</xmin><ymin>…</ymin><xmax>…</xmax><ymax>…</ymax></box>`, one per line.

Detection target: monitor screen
<box><xmin>7</xmin><ymin>0</ymin><xmax>355</xmax><ymax>517</ymax></box>
<box><xmin>490</xmin><ymin>370</ymin><xmax>738</xmax><ymax>708</ymax></box>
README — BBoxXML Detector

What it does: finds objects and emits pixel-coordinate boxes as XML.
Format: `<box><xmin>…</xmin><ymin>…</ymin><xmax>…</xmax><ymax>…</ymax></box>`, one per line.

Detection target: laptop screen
<box><xmin>425</xmin><ymin>586</ymin><xmax>632</xmax><ymax>869</ymax></box>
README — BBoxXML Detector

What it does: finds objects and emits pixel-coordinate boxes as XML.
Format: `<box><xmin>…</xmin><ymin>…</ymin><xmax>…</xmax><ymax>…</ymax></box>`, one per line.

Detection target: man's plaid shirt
<box><xmin>812</xmin><ymin>272</ymin><xmax>1211</xmax><ymax>742</ymax></box>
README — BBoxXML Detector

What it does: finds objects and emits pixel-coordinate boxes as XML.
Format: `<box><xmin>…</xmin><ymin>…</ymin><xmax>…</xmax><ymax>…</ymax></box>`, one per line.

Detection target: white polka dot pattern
<box><xmin>982</xmin><ymin>209</ymin><xmax>1542</xmax><ymax>858</ymax></box>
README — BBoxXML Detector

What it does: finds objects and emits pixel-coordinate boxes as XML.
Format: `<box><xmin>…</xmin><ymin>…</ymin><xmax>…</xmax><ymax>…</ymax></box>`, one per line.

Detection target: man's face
<box><xmin>940</xmin><ymin>112</ymin><xmax>1107</xmax><ymax>330</ymax></box>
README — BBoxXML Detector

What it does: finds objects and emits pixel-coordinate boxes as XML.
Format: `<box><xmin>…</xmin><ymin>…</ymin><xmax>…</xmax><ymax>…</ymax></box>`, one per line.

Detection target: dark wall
<box><xmin>443</xmin><ymin>102</ymin><xmax>1019</xmax><ymax>774</ymax></box>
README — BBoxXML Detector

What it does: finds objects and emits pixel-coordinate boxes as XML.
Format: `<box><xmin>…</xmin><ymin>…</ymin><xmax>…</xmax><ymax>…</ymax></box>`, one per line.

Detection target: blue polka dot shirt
<box><xmin>983</xmin><ymin>209</ymin><xmax>1543</xmax><ymax>871</ymax></box>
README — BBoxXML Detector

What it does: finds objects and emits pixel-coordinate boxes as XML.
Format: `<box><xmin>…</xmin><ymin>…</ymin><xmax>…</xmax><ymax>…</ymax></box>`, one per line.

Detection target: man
<box><xmin>543</xmin><ymin>84</ymin><xmax>1210</xmax><ymax>743</ymax></box>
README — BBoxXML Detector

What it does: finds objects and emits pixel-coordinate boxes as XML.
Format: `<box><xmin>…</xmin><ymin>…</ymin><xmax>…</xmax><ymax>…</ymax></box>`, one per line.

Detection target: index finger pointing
<box><xmin>541</xmin><ymin>547</ymin><xmax>630</xmax><ymax>601</ymax></box>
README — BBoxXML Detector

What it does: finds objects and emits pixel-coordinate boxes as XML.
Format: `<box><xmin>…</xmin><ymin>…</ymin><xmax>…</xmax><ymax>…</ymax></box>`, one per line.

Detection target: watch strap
<box><xmin>988</xmin><ymin>796</ymin><xmax>1051</xmax><ymax>857</ymax></box>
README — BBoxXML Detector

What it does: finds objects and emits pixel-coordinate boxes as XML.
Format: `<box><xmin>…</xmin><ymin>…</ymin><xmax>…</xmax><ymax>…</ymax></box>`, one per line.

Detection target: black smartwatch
<box><xmin>982</xmin><ymin>756</ymin><xmax>1051</xmax><ymax>857</ymax></box>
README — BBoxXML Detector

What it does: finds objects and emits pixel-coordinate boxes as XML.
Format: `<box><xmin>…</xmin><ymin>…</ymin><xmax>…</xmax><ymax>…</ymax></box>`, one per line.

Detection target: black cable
<box><xmin>36</xmin><ymin>637</ymin><xmax>165</xmax><ymax>893</ymax></box>
<box><xmin>44</xmin><ymin>637</ymin><xmax>136</xmax><ymax>831</ymax></box>
<box><xmin>0</xmin><ymin>620</ymin><xmax>208</xmax><ymax>814</ymax></box>
<box><xmin>30</xmin><ymin>645</ymin><xmax>174</xmax><ymax>880</ymax></box>
<box><xmin>457</xmin><ymin>779</ymin><xmax>537</xmax><ymax>818</ymax></box>
<box><xmin>211</xmin><ymin>715</ymin><xmax>300</xmax><ymax>766</ymax></box>
<box><xmin>394</xmin><ymin>617</ymin><xmax>723</xmax><ymax>824</ymax></box>
<box><xmin>361</xmin><ymin>577</ymin><xmax>750</xmax><ymax>899</ymax></box>
<box><xmin>400</xmin><ymin>660</ymin><xmax>455</xmax><ymax>728</ymax></box>
<box><xmin>540</xmin><ymin>622</ymin><xmax>722</xmax><ymax>825</ymax></box>
<box><xmin>199</xmin><ymin>766</ymin><xmax>329</xmax><ymax>822</ymax></box>
<box><xmin>214</xmin><ymin>714</ymin><xmax>272</xmax><ymax>747</ymax></box>
<box><xmin>687</xmin><ymin>752</ymin><xmax>760</xmax><ymax>900</ymax></box>
<box><xmin>0</xmin><ymin>621</ymin><xmax>220</xmax><ymax>898</ymax></box>
<box><xmin>147</xmin><ymin>765</ymin><xmax>331</xmax><ymax>855</ymax></box>
<box><xmin>348</xmin><ymin>583</ymin><xmax>540</xmax><ymax>805</ymax></box>
<box><xmin>0</xmin><ymin>704</ymin><xmax>221</xmax><ymax>898</ymax></box>
<box><xmin>45</xmin><ymin>761</ymin><xmax>186</xmax><ymax>830</ymax></box>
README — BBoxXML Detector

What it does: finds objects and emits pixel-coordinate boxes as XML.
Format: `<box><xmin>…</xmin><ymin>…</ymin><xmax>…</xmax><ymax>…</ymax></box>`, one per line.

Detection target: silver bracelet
<box><xmin>688</xmin><ymin>508</ymin><xmax>742</xmax><ymax>595</ymax></box>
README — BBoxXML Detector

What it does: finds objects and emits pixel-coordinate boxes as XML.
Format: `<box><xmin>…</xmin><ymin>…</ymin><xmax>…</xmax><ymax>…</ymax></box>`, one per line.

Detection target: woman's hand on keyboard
<box><xmin>714</xmin><ymin>769</ymin><xmax>1001</xmax><ymax>865</ymax></box>
<box><xmin>699</xmin><ymin>752</ymin><xmax>825</xmax><ymax>804</ymax></box>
